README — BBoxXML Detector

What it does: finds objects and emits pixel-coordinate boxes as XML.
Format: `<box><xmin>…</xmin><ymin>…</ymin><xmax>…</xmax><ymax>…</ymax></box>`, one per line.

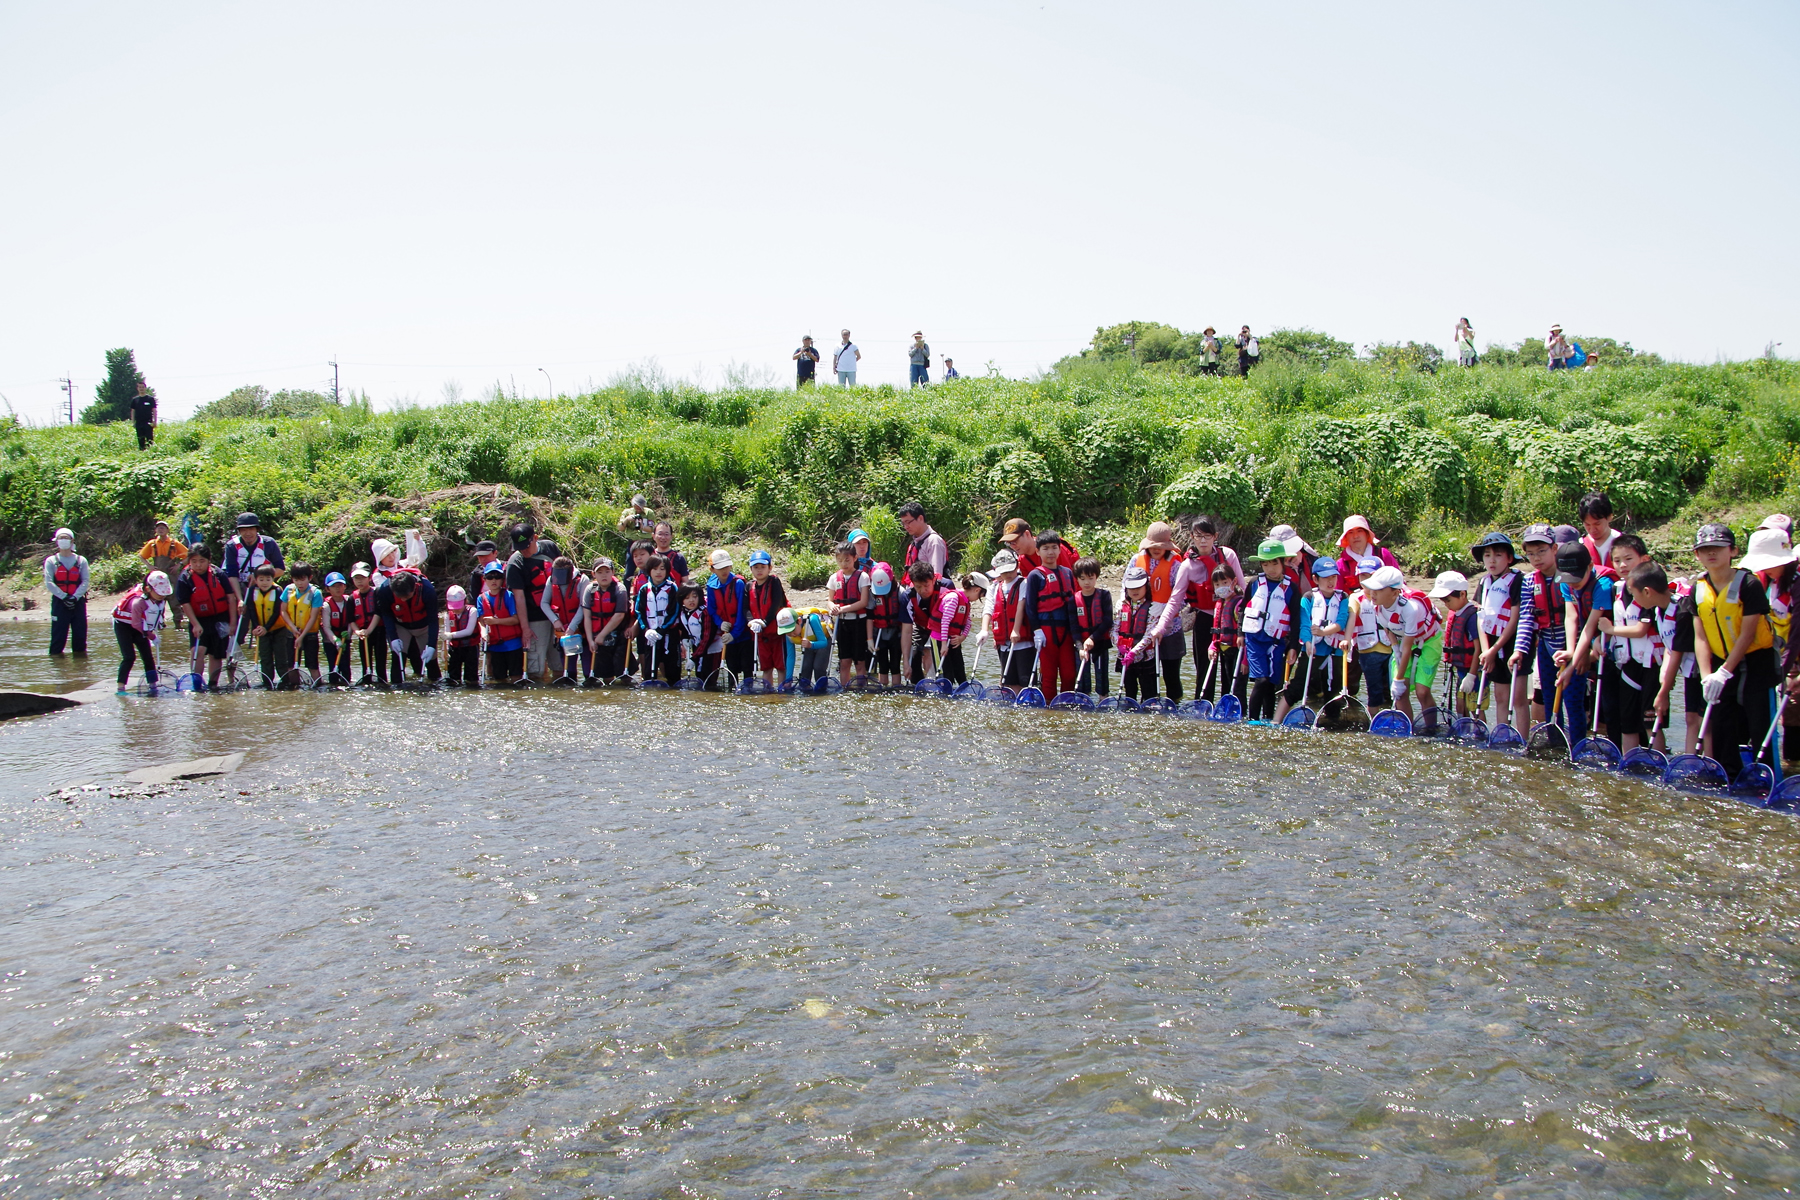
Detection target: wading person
<box><xmin>44</xmin><ymin>527</ymin><xmax>90</xmax><ymax>656</ymax></box>
<box><xmin>909</xmin><ymin>332</ymin><xmax>930</xmax><ymax>387</ymax></box>
<box><xmin>504</xmin><ymin>523</ymin><xmax>553</xmax><ymax>680</ymax></box>
<box><xmin>793</xmin><ymin>337</ymin><xmax>821</xmax><ymax>389</ymax></box>
<box><xmin>222</xmin><ymin>513</ymin><xmax>284</xmax><ymax>606</ymax></box>
<box><xmin>834</xmin><ymin>330</ymin><xmax>861</xmax><ymax>386</ymax></box>
<box><xmin>137</xmin><ymin>519</ymin><xmax>188</xmax><ymax>579</ymax></box>
<box><xmin>113</xmin><ymin>570</ymin><xmax>174</xmax><ymax>691</ymax></box>
<box><xmin>176</xmin><ymin>545</ymin><xmax>236</xmax><ymax>690</ymax></box>
<box><xmin>379</xmin><ymin>566</ymin><xmax>441</xmax><ymax>683</ymax></box>
<box><xmin>1129</xmin><ymin>521</ymin><xmax>1185</xmax><ymax>702</ymax></box>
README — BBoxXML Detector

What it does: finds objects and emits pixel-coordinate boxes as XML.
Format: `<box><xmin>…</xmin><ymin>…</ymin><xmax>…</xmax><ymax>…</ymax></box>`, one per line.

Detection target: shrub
<box><xmin>784</xmin><ymin>547</ymin><xmax>833</xmax><ymax>590</ymax></box>
<box><xmin>1158</xmin><ymin>464</ymin><xmax>1259</xmax><ymax>530</ymax></box>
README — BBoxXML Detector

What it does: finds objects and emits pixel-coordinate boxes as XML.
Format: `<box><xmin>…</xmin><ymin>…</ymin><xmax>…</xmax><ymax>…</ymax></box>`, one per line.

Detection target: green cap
<box><xmin>1254</xmin><ymin>538</ymin><xmax>1289</xmax><ymax>561</ymax></box>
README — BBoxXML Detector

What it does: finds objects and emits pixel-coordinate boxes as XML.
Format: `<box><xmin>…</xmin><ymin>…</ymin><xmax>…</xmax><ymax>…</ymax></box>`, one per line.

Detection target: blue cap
<box><xmin>324</xmin><ymin>571</ymin><xmax>346</xmax><ymax>586</ymax></box>
<box><xmin>1355</xmin><ymin>555</ymin><xmax>1382</xmax><ymax>574</ymax></box>
<box><xmin>870</xmin><ymin>568</ymin><xmax>894</xmax><ymax>596</ymax></box>
<box><xmin>848</xmin><ymin>528</ymin><xmax>870</xmax><ymax>546</ymax></box>
<box><xmin>1312</xmin><ymin>557</ymin><xmax>1339</xmax><ymax>577</ymax></box>
<box><xmin>748</xmin><ymin>549</ymin><xmax>772</xmax><ymax>566</ymax></box>
<box><xmin>483</xmin><ymin>561</ymin><xmax>505</xmax><ymax>576</ymax></box>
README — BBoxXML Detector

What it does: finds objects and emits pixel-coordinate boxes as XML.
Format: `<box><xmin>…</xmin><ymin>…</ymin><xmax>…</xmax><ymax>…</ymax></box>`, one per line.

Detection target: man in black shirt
<box><xmin>503</xmin><ymin>524</ymin><xmax>554</xmax><ymax>680</ymax></box>
<box><xmin>130</xmin><ymin>385</ymin><xmax>157</xmax><ymax>450</ymax></box>
<box><xmin>793</xmin><ymin>337</ymin><xmax>821</xmax><ymax>389</ymax></box>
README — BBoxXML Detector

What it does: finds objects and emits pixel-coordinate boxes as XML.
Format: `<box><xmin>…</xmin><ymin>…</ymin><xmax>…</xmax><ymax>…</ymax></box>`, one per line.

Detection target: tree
<box><xmin>1364</xmin><ymin>341</ymin><xmax>1445</xmax><ymax>374</ymax></box>
<box><xmin>1262</xmin><ymin>328</ymin><xmax>1356</xmax><ymax>369</ymax></box>
<box><xmin>81</xmin><ymin>347</ymin><xmax>150</xmax><ymax>424</ymax></box>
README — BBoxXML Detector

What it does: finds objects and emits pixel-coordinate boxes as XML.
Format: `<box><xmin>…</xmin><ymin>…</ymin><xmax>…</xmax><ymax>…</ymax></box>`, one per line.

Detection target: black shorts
<box><xmin>190</xmin><ymin>619</ymin><xmax>230</xmax><ymax>661</ymax></box>
<box><xmin>488</xmin><ymin>648</ymin><xmax>524</xmax><ymax>681</ymax></box>
<box><xmin>1484</xmin><ymin>638</ymin><xmax>1515</xmax><ymax>685</ymax></box>
<box><xmin>1613</xmin><ymin>659</ymin><xmax>1656</xmax><ymax>737</ymax></box>
<box><xmin>837</xmin><ymin>618</ymin><xmax>869</xmax><ymax>664</ymax></box>
<box><xmin>870</xmin><ymin>625</ymin><xmax>901</xmax><ymax>674</ymax></box>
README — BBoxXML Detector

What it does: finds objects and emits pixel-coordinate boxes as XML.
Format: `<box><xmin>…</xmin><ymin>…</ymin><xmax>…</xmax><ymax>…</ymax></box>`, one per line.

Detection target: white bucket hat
<box><xmin>1737</xmin><ymin>526</ymin><xmax>1798</xmax><ymax>574</ymax></box>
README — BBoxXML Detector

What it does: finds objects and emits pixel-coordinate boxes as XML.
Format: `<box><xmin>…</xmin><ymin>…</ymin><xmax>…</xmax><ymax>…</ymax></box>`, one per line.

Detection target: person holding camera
<box><xmin>793</xmin><ymin>336</ymin><xmax>821</xmax><ymax>389</ymax></box>
<box><xmin>1236</xmin><ymin>326</ymin><xmax>1260</xmax><ymax>376</ymax></box>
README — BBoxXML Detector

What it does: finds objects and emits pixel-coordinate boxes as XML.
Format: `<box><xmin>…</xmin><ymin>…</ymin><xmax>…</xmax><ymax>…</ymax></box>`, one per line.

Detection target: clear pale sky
<box><xmin>2</xmin><ymin>1</ymin><xmax>1794</xmax><ymax>422</ymax></box>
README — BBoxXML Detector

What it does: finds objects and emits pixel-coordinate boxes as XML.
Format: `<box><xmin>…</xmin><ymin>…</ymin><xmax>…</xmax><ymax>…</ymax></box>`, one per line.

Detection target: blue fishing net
<box><xmin>1662</xmin><ymin>753</ymin><xmax>1729</xmax><ymax>792</ymax></box>
<box><xmin>1617</xmin><ymin>745</ymin><xmax>1667</xmax><ymax>777</ymax></box>
<box><xmin>1572</xmin><ymin>736</ymin><xmax>1623</xmax><ymax>770</ymax></box>
<box><xmin>984</xmin><ymin>686</ymin><xmax>1018</xmax><ymax>706</ymax></box>
<box><xmin>1098</xmin><ymin>696</ymin><xmax>1137</xmax><ymax>713</ymax></box>
<box><xmin>1369</xmin><ymin>710</ymin><xmax>1413</xmax><ymax>738</ymax></box>
<box><xmin>1176</xmin><ymin>699</ymin><xmax>1212</xmax><ymax>720</ymax></box>
<box><xmin>1281</xmin><ymin>705</ymin><xmax>1316</xmax><ymax>729</ymax></box>
<box><xmin>675</xmin><ymin>677</ymin><xmax>706</xmax><ymax>691</ymax></box>
<box><xmin>1208</xmin><ymin>695</ymin><xmax>1243</xmax><ymax>724</ymax></box>
<box><xmin>173</xmin><ymin>672</ymin><xmax>204</xmax><ymax>694</ymax></box>
<box><xmin>1767</xmin><ymin>774</ymin><xmax>1800</xmax><ymax>812</ymax></box>
<box><xmin>1049</xmin><ymin>691</ymin><xmax>1096</xmax><ymax>710</ymax></box>
<box><xmin>1138</xmin><ymin>697</ymin><xmax>1175</xmax><ymax>716</ymax></box>
<box><xmin>1413</xmin><ymin>707</ymin><xmax>1450</xmax><ymax>738</ymax></box>
<box><xmin>952</xmin><ymin>681</ymin><xmax>987</xmax><ymax>701</ymax></box>
<box><xmin>1015</xmin><ymin>686</ymin><xmax>1047</xmax><ymax>708</ymax></box>
<box><xmin>913</xmin><ymin>677</ymin><xmax>951</xmax><ymax>697</ymax></box>
<box><xmin>1728</xmin><ymin>762</ymin><xmax>1775</xmax><ymax>805</ymax></box>
<box><xmin>813</xmin><ymin>677</ymin><xmax>843</xmax><ymax>696</ymax></box>
<box><xmin>1451</xmin><ymin>716</ymin><xmax>1489</xmax><ymax>744</ymax></box>
<box><xmin>1485</xmin><ymin>722</ymin><xmax>1525</xmax><ymax>754</ymax></box>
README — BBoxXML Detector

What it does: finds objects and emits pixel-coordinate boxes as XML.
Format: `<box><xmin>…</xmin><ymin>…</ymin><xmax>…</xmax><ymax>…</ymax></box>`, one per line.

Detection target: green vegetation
<box><xmin>9</xmin><ymin>350</ymin><xmax>1799</xmax><ymax>593</ymax></box>
<box><xmin>81</xmin><ymin>347</ymin><xmax>151</xmax><ymax>425</ymax></box>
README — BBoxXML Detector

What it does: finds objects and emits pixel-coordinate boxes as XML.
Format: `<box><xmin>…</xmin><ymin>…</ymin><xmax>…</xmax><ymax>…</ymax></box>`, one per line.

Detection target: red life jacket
<box><xmin>1075</xmin><ymin>587</ymin><xmax>1112</xmax><ymax>647</ymax></box>
<box><xmin>1565</xmin><ymin>567</ymin><xmax>1618</xmax><ymax>633</ymax></box>
<box><xmin>326</xmin><ymin>593</ymin><xmax>355</xmax><ymax>634</ymax></box>
<box><xmin>867</xmin><ymin>586</ymin><xmax>900</xmax><ymax>629</ymax></box>
<box><xmin>353</xmin><ymin>589</ymin><xmax>381</xmax><ymax>626</ymax></box>
<box><xmin>1029</xmin><ymin>565</ymin><xmax>1083</xmax><ymax>627</ymax></box>
<box><xmin>747</xmin><ymin>578</ymin><xmax>784</xmax><ymax>623</ymax></box>
<box><xmin>185</xmin><ymin>567</ymin><xmax>231</xmax><ymax>619</ymax></box>
<box><xmin>1117</xmin><ymin>597</ymin><xmax>1152</xmax><ymax>642</ymax></box>
<box><xmin>991</xmin><ymin>577</ymin><xmax>1023</xmax><ymax>640</ymax></box>
<box><xmin>50</xmin><ymin>558</ymin><xmax>82</xmax><ymax>597</ymax></box>
<box><xmin>903</xmin><ymin>535</ymin><xmax>934</xmax><ymax>579</ymax></box>
<box><xmin>1184</xmin><ymin>550</ymin><xmax>1221</xmax><ymax>613</ymax></box>
<box><xmin>830</xmin><ymin>569</ymin><xmax>864</xmax><ymax>609</ymax></box>
<box><xmin>1529</xmin><ymin>569</ymin><xmax>1564</xmax><ymax>629</ymax></box>
<box><xmin>938</xmin><ymin>588</ymin><xmax>972</xmax><ymax>640</ymax></box>
<box><xmin>390</xmin><ymin>586</ymin><xmax>428</xmax><ymax>627</ymax></box>
<box><xmin>585</xmin><ymin>580</ymin><xmax>625</xmax><ymax>619</ymax></box>
<box><xmin>711</xmin><ymin>575</ymin><xmax>743</xmax><ymax>625</ymax></box>
<box><xmin>547</xmin><ymin>580</ymin><xmax>581</xmax><ymax>626</ymax></box>
<box><xmin>111</xmin><ymin>585</ymin><xmax>145</xmax><ymax>622</ymax></box>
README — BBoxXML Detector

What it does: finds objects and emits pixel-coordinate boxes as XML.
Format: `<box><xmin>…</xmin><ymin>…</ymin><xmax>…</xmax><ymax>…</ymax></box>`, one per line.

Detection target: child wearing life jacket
<box><xmin>1435</xmin><ymin>572</ymin><xmax>1479</xmax><ymax>717</ymax></box>
<box><xmin>634</xmin><ymin>556</ymin><xmax>682</xmax><ymax>684</ymax></box>
<box><xmin>1161</xmin><ymin>518</ymin><xmax>1243</xmax><ymax>698</ymax></box>
<box><xmin>442</xmin><ymin>584</ymin><xmax>481</xmax><ymax>686</ymax></box>
<box><xmin>112</xmin><ymin>569</ymin><xmax>174</xmax><ymax>691</ymax></box>
<box><xmin>981</xmin><ymin>550</ymin><xmax>1032</xmax><ymax>689</ymax></box>
<box><xmin>1599</xmin><ymin>560</ymin><xmax>1673</xmax><ymax>751</ymax></box>
<box><xmin>827</xmin><ymin>541</ymin><xmax>872</xmax><ymax>686</ymax></box>
<box><xmin>1284</xmin><ymin>556</ymin><xmax>1347</xmax><ymax>720</ymax></box>
<box><xmin>1686</xmin><ymin>523</ymin><xmax>1779</xmax><ymax>773</ymax></box>
<box><xmin>323</xmin><ymin>571</ymin><xmax>356</xmax><ymax>685</ymax></box>
<box><xmin>476</xmin><ymin>562</ymin><xmax>524</xmax><ymax>685</ymax></box>
<box><xmin>1508</xmin><ymin>525</ymin><xmax>1561</xmax><ymax>726</ymax></box>
<box><xmin>279</xmin><ymin>563</ymin><xmax>325</xmax><ymax>688</ymax></box>
<box><xmin>906</xmin><ymin>563</ymin><xmax>970</xmax><ymax>682</ymax></box>
<box><xmin>744</xmin><ymin>550</ymin><xmax>789</xmax><ymax>689</ymax></box>
<box><xmin>1072</xmin><ymin>557</ymin><xmax>1113</xmax><ymax>696</ymax></box>
<box><xmin>244</xmin><ymin>563</ymin><xmax>288</xmax><ymax>689</ymax></box>
<box><xmin>540</xmin><ymin>555</ymin><xmax>585</xmax><ymax>684</ymax></box>
<box><xmin>1650</xmin><ymin>565</ymin><xmax>1701</xmax><ymax>753</ymax></box>
<box><xmin>1209</xmin><ymin>564</ymin><xmax>1241</xmax><ymax>705</ymax></box>
<box><xmin>175</xmin><ymin>544</ymin><xmax>237</xmax><ymax>691</ymax></box>
<box><xmin>1116</xmin><ymin>565</ymin><xmax>1158</xmax><ymax>701</ymax></box>
<box><xmin>703</xmin><ymin>550</ymin><xmax>751</xmax><ymax>690</ymax></box>
<box><xmin>351</xmin><ymin>564</ymin><xmax>386</xmax><ymax>686</ymax></box>
<box><xmin>1346</xmin><ymin>555</ymin><xmax>1393</xmax><ymax>710</ymax></box>
<box><xmin>1366</xmin><ymin>565</ymin><xmax>1443</xmax><ymax>725</ymax></box>
<box><xmin>1554</xmin><ymin>542</ymin><xmax>1618</xmax><ymax>741</ymax></box>
<box><xmin>580</xmin><ymin>557</ymin><xmax>630</xmax><ymax>684</ymax></box>
<box><xmin>1015</xmin><ymin>530</ymin><xmax>1081</xmax><ymax>696</ymax></box>
<box><xmin>781</xmin><ymin>605</ymin><xmax>833</xmax><ymax>689</ymax></box>
<box><xmin>1240</xmin><ymin>537</ymin><xmax>1301</xmax><ymax>722</ymax></box>
<box><xmin>1740</xmin><ymin>525</ymin><xmax>1800</xmax><ymax>764</ymax></box>
<box><xmin>673</xmin><ymin>585</ymin><xmax>710</xmax><ymax>682</ymax></box>
<box><xmin>1578</xmin><ymin>491</ymin><xmax>1618</xmax><ymax>569</ymax></box>
<box><xmin>866</xmin><ymin>568</ymin><xmax>903</xmax><ymax>687</ymax></box>
<box><xmin>1470</xmin><ymin>532</ymin><xmax>1526</xmax><ymax>729</ymax></box>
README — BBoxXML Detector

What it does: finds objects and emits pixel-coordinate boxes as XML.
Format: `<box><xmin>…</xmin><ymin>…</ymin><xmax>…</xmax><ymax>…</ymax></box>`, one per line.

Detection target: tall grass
<box><xmin>3</xmin><ymin>358</ymin><xmax>1797</xmax><ymax>579</ymax></box>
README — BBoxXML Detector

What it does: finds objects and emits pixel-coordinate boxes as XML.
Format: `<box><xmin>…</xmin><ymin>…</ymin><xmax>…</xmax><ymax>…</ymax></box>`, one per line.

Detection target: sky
<box><xmin>1</xmin><ymin>0</ymin><xmax>1795</xmax><ymax>422</ymax></box>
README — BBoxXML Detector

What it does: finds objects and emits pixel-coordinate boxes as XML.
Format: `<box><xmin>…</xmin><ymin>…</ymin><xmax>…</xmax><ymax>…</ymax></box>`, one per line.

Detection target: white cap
<box><xmin>145</xmin><ymin>570</ymin><xmax>172</xmax><ymax>597</ymax></box>
<box><xmin>964</xmin><ymin>571</ymin><xmax>990</xmax><ymax>592</ymax></box>
<box><xmin>1427</xmin><ymin>570</ymin><xmax>1469</xmax><ymax>598</ymax></box>
<box><xmin>1365</xmin><ymin>565</ymin><xmax>1406</xmax><ymax>591</ymax></box>
<box><xmin>54</xmin><ymin>527</ymin><xmax>74</xmax><ymax>541</ymax></box>
<box><xmin>870</xmin><ymin>569</ymin><xmax>893</xmax><ymax>596</ymax></box>
<box><xmin>710</xmin><ymin>549</ymin><xmax>733</xmax><ymax>570</ymax></box>
<box><xmin>990</xmin><ymin>549</ymin><xmax>1018</xmax><ymax>574</ymax></box>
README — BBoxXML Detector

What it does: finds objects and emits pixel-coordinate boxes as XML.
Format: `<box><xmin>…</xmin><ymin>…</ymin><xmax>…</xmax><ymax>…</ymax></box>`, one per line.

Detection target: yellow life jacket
<box><xmin>281</xmin><ymin>583</ymin><xmax>321</xmax><ymax>633</ymax></box>
<box><xmin>785</xmin><ymin>606</ymin><xmax>833</xmax><ymax>646</ymax></box>
<box><xmin>1694</xmin><ymin>569</ymin><xmax>1774</xmax><ymax>658</ymax></box>
<box><xmin>250</xmin><ymin>586</ymin><xmax>282</xmax><ymax>630</ymax></box>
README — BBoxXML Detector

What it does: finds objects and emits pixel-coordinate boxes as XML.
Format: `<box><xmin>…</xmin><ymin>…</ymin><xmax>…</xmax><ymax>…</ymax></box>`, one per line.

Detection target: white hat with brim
<box><xmin>965</xmin><ymin>571</ymin><xmax>990</xmax><ymax>592</ymax></box>
<box><xmin>990</xmin><ymin>549</ymin><xmax>1018</xmax><ymax>573</ymax></box>
<box><xmin>1338</xmin><ymin>515</ymin><xmax>1378</xmax><ymax>548</ymax></box>
<box><xmin>1365</xmin><ymin>566</ymin><xmax>1406</xmax><ymax>591</ymax></box>
<box><xmin>1427</xmin><ymin>570</ymin><xmax>1469</xmax><ymax>598</ymax></box>
<box><xmin>710</xmin><ymin>549</ymin><xmax>733</xmax><ymax>570</ymax></box>
<box><xmin>1737</xmin><ymin>527</ymin><xmax>1798</xmax><ymax>574</ymax></box>
<box><xmin>1122</xmin><ymin>566</ymin><xmax>1150</xmax><ymax>588</ymax></box>
<box><xmin>1267</xmin><ymin>524</ymin><xmax>1307</xmax><ymax>557</ymax></box>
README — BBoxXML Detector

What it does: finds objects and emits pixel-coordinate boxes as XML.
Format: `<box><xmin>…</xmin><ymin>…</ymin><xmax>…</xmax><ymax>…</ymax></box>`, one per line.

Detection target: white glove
<box><xmin>749</xmin><ymin>619</ymin><xmax>765</xmax><ymax>633</ymax></box>
<box><xmin>390</xmin><ymin>638</ymin><xmax>405</xmax><ymax>656</ymax></box>
<box><xmin>1033</xmin><ymin>628</ymin><xmax>1046</xmax><ymax>650</ymax></box>
<box><xmin>421</xmin><ymin>646</ymin><xmax>436</xmax><ymax>665</ymax></box>
<box><xmin>1458</xmin><ymin>672</ymin><xmax>1478</xmax><ymax>695</ymax></box>
<box><xmin>974</xmin><ymin>629</ymin><xmax>990</xmax><ymax>645</ymax></box>
<box><xmin>720</xmin><ymin>631</ymin><xmax>734</xmax><ymax>645</ymax></box>
<box><xmin>1702</xmin><ymin>666</ymin><xmax>1732</xmax><ymax>705</ymax></box>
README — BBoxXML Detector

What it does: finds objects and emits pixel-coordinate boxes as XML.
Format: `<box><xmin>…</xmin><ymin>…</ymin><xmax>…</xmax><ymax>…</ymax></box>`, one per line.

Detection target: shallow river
<box><xmin>2</xmin><ymin>627</ymin><xmax>1797</xmax><ymax>1198</ymax></box>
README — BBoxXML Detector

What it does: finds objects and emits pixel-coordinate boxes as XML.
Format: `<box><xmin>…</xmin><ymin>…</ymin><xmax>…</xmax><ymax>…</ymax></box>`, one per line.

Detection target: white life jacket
<box><xmin>1653</xmin><ymin>600</ymin><xmax>1692</xmax><ymax>679</ymax></box>
<box><xmin>1240</xmin><ymin>575</ymin><xmax>1292</xmax><ymax>639</ymax></box>
<box><xmin>1377</xmin><ymin>590</ymin><xmax>1441</xmax><ymax>644</ymax></box>
<box><xmin>1610</xmin><ymin>597</ymin><xmax>1662</xmax><ymax>669</ymax></box>
<box><xmin>1349</xmin><ymin>593</ymin><xmax>1391</xmax><ymax>652</ymax></box>
<box><xmin>1307</xmin><ymin>588</ymin><xmax>1348</xmax><ymax>650</ymax></box>
<box><xmin>1477</xmin><ymin>570</ymin><xmax>1520</xmax><ymax>640</ymax></box>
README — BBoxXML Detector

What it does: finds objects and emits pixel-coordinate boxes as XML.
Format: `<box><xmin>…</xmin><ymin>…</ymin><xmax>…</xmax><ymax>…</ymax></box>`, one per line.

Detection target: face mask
<box><xmin>56</xmin><ymin>538</ymin><xmax>73</xmax><ymax>552</ymax></box>
<box><xmin>554</xmin><ymin>567</ymin><xmax>572</xmax><ymax>585</ymax></box>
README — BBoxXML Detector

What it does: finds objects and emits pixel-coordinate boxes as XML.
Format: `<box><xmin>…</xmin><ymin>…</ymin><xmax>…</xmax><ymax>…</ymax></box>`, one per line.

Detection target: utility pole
<box><xmin>329</xmin><ymin>359</ymin><xmax>340</xmax><ymax>404</ymax></box>
<box><xmin>58</xmin><ymin>376</ymin><xmax>75</xmax><ymax>424</ymax></box>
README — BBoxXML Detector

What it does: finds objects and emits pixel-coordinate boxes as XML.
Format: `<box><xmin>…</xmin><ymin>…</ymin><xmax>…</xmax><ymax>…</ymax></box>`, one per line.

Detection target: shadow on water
<box><xmin>2</xmin><ymin>626</ymin><xmax>1797</xmax><ymax>1197</ymax></box>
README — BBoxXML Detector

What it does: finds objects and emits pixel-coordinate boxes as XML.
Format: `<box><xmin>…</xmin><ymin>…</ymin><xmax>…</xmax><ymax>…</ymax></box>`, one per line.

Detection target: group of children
<box><xmin>94</xmin><ymin>494</ymin><xmax>1799</xmax><ymax>778</ymax></box>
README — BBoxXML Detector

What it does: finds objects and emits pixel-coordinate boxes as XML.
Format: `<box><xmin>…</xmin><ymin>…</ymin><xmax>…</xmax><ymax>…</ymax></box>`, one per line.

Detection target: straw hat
<box><xmin>1139</xmin><ymin>521</ymin><xmax>1177</xmax><ymax>552</ymax></box>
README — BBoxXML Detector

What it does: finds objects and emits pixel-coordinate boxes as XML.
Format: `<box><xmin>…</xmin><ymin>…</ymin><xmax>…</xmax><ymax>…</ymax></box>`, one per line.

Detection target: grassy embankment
<box><xmin>2</xmin><ymin>357</ymin><xmax>1797</xmax><ymax>598</ymax></box>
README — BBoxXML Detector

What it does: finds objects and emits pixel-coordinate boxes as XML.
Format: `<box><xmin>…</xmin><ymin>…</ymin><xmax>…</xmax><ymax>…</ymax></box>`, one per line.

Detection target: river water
<box><xmin>2</xmin><ymin>627</ymin><xmax>1797</xmax><ymax>1198</ymax></box>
